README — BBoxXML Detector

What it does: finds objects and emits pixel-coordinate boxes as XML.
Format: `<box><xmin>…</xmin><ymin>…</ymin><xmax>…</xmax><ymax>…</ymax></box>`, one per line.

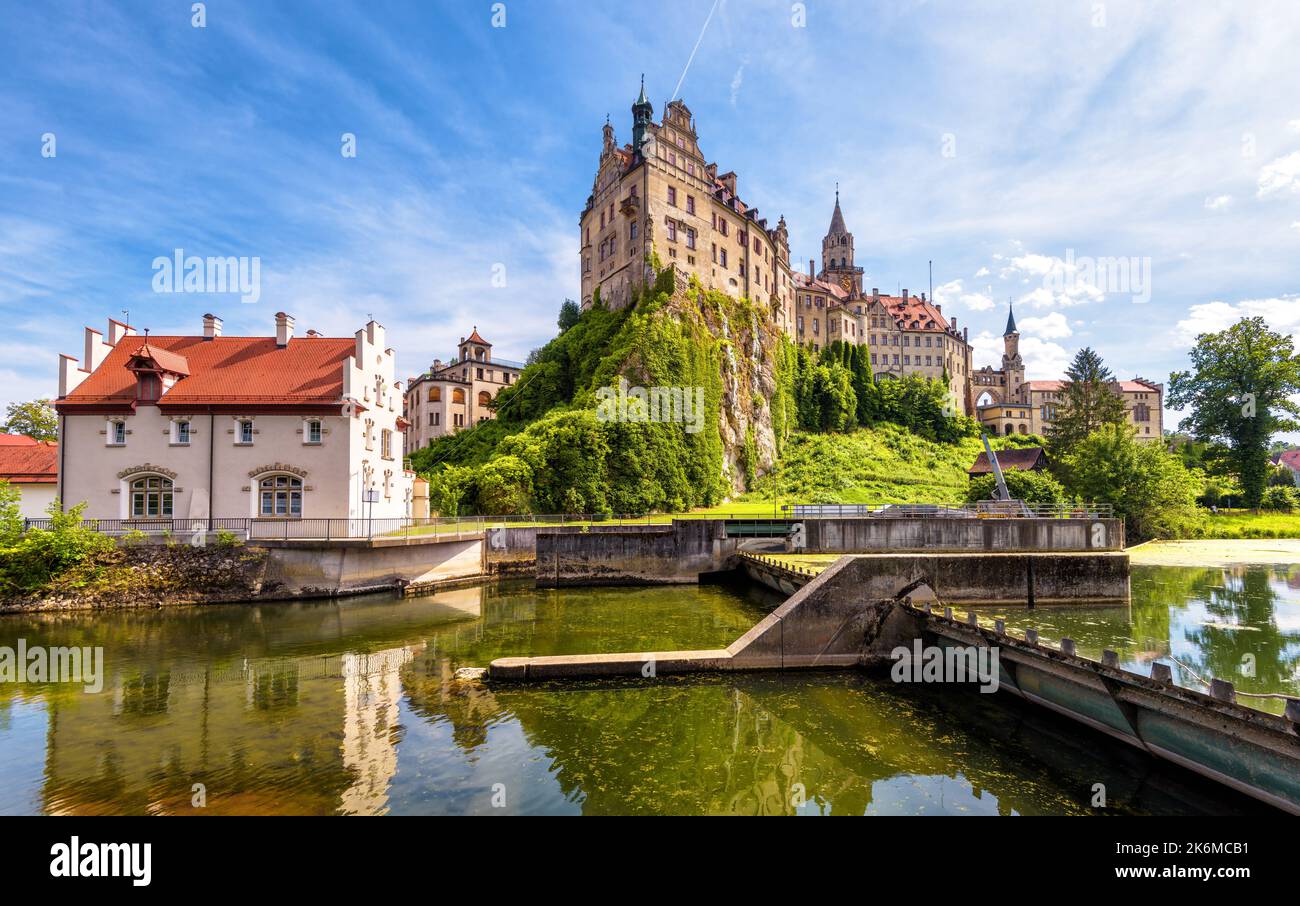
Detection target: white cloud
<box><xmin>1288</xmin><ymin>119</ymin><xmax>1300</xmax><ymax>133</ymax></box>
<box><xmin>729</xmin><ymin>63</ymin><xmax>745</xmax><ymax>107</ymax></box>
<box><xmin>974</xmin><ymin>266</ymin><xmax>989</xmax><ymax>277</ymax></box>
<box><xmin>1204</xmin><ymin>194</ymin><xmax>1232</xmax><ymax>210</ymax></box>
<box><xmin>1174</xmin><ymin>295</ymin><xmax>1300</xmax><ymax>344</ymax></box>
<box><xmin>1257</xmin><ymin>151</ymin><xmax>1300</xmax><ymax>197</ymax></box>
<box><xmin>1018</xmin><ymin>311</ymin><xmax>1073</xmax><ymax>340</ymax></box>
<box><xmin>932</xmin><ymin>278</ymin><xmax>994</xmax><ymax>312</ymax></box>
<box><xmin>971</xmin><ymin>330</ymin><xmax>1070</xmax><ymax>379</ymax></box>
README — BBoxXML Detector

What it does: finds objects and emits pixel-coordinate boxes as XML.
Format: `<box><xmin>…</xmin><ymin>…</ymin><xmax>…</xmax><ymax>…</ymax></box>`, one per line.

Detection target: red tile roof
<box><xmin>58</xmin><ymin>335</ymin><xmax>356</xmax><ymax>411</ymax></box>
<box><xmin>464</xmin><ymin>328</ymin><xmax>491</xmax><ymax>346</ymax></box>
<box><xmin>1023</xmin><ymin>379</ymin><xmax>1162</xmax><ymax>394</ymax></box>
<box><xmin>0</xmin><ymin>433</ymin><xmax>39</xmax><ymax>446</ymax></box>
<box><xmin>127</xmin><ymin>342</ymin><xmax>190</xmax><ymax>376</ymax></box>
<box><xmin>0</xmin><ymin>442</ymin><xmax>57</xmax><ymax>483</ymax></box>
<box><xmin>1279</xmin><ymin>450</ymin><xmax>1300</xmax><ymax>472</ymax></box>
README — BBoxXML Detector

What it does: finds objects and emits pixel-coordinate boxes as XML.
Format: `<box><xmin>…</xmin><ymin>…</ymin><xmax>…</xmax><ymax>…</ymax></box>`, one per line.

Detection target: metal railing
<box><xmin>19</xmin><ymin>501</ymin><xmax>1116</xmax><ymax>541</ymax></box>
<box><xmin>783</xmin><ymin>502</ymin><xmax>1115</xmax><ymax>519</ymax></box>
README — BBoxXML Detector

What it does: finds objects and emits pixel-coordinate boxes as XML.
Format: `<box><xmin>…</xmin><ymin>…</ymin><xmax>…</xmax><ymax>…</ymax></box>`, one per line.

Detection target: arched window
<box><xmin>1004</xmin><ymin>424</ymin><xmax>1014</xmax><ymax>435</ymax></box>
<box><xmin>477</xmin><ymin>390</ymin><xmax>491</xmax><ymax>407</ymax></box>
<box><xmin>1018</xmin><ymin>424</ymin><xmax>1028</xmax><ymax>434</ymax></box>
<box><xmin>430</xmin><ymin>386</ymin><xmax>441</xmax><ymax>402</ymax></box>
<box><xmin>259</xmin><ymin>475</ymin><xmax>303</xmax><ymax>517</ymax></box>
<box><xmin>452</xmin><ymin>388</ymin><xmax>466</xmax><ymax>404</ymax></box>
<box><xmin>131</xmin><ymin>476</ymin><xmax>173</xmax><ymax>517</ymax></box>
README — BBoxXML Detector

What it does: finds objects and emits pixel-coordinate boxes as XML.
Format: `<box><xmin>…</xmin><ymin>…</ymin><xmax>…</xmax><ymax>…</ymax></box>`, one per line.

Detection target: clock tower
<box><xmin>820</xmin><ymin>186</ymin><xmax>863</xmax><ymax>297</ymax></box>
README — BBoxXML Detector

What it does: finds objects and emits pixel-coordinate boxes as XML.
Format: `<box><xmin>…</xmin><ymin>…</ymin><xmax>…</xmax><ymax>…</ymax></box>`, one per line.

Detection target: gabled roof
<box><xmin>1278</xmin><ymin>449</ymin><xmax>1300</xmax><ymax>472</ymax></box>
<box><xmin>0</xmin><ymin>441</ymin><xmax>57</xmax><ymax>483</ymax></box>
<box><xmin>968</xmin><ymin>446</ymin><xmax>1049</xmax><ymax>475</ymax></box>
<box><xmin>58</xmin><ymin>336</ymin><xmax>356</xmax><ymax>411</ymax></box>
<box><xmin>127</xmin><ymin>342</ymin><xmax>190</xmax><ymax>376</ymax></box>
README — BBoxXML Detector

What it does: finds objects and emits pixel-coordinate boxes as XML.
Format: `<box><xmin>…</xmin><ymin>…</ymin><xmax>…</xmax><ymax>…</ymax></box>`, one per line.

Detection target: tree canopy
<box><xmin>2</xmin><ymin>399</ymin><xmax>57</xmax><ymax>442</ymax></box>
<box><xmin>1168</xmin><ymin>316</ymin><xmax>1300</xmax><ymax>509</ymax></box>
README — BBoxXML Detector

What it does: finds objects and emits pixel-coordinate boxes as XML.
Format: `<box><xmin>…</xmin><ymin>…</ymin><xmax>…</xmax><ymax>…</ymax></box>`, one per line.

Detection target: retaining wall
<box><xmin>261</xmin><ymin>536</ymin><xmax>484</xmax><ymax>594</ymax></box>
<box><xmin>798</xmin><ymin>517</ymin><xmax>1125</xmax><ymax>553</ymax></box>
<box><xmin>535</xmin><ymin>520</ymin><xmax>735</xmax><ymax>586</ymax></box>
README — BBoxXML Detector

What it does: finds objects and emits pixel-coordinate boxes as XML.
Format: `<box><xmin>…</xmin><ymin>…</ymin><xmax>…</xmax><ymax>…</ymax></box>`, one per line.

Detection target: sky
<box><xmin>3</xmin><ymin>0</ymin><xmax>1300</xmax><ymax>434</ymax></box>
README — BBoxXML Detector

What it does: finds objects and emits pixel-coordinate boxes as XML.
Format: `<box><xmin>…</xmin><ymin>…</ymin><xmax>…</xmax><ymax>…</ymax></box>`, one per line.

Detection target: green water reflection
<box><xmin>984</xmin><ymin>565</ymin><xmax>1300</xmax><ymax>714</ymax></box>
<box><xmin>0</xmin><ymin>571</ymin><xmax>1284</xmax><ymax>815</ymax></box>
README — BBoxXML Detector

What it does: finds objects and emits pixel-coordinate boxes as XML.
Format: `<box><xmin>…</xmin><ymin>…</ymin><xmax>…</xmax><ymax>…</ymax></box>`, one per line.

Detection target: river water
<box><xmin>0</xmin><ymin>565</ymin><xmax>1293</xmax><ymax>815</ymax></box>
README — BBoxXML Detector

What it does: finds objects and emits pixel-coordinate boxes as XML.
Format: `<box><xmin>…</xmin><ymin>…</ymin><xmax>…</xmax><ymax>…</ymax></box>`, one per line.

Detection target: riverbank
<box><xmin>1127</xmin><ymin>539</ymin><xmax>1300</xmax><ymax>567</ymax></box>
<box><xmin>0</xmin><ymin>544</ymin><xmax>275</xmax><ymax>613</ymax></box>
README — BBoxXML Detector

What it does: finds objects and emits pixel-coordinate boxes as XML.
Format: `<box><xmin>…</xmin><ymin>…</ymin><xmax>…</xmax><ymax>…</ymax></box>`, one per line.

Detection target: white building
<box><xmin>0</xmin><ymin>433</ymin><xmax>59</xmax><ymax>518</ymax></box>
<box><xmin>55</xmin><ymin>313</ymin><xmax>413</xmax><ymax>528</ymax></box>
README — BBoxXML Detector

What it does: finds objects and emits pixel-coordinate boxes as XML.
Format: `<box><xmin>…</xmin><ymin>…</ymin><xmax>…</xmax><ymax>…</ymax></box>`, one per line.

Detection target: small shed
<box><xmin>968</xmin><ymin>446</ymin><xmax>1049</xmax><ymax>478</ymax></box>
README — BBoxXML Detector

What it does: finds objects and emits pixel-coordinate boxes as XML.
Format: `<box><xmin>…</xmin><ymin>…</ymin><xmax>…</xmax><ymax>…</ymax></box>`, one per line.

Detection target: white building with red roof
<box><xmin>0</xmin><ymin>433</ymin><xmax>59</xmax><ymax>517</ymax></box>
<box><xmin>55</xmin><ymin>312</ymin><xmax>413</xmax><ymax>527</ymax></box>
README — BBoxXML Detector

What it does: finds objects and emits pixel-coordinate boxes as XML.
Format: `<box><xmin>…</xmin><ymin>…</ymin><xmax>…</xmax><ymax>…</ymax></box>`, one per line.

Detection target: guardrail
<box><xmin>783</xmin><ymin>502</ymin><xmax>1115</xmax><ymax>519</ymax></box>
<box><xmin>20</xmin><ymin>502</ymin><xmax>1117</xmax><ymax>541</ymax></box>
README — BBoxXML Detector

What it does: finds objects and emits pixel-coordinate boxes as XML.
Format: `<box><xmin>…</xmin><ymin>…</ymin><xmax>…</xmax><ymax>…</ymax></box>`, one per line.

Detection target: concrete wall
<box><xmin>798</xmin><ymin>517</ymin><xmax>1125</xmax><ymax>553</ymax></box>
<box><xmin>262</xmin><ymin>536</ymin><xmax>483</xmax><ymax>594</ymax></box>
<box><xmin>536</xmin><ymin>519</ymin><xmax>735</xmax><ymax>586</ymax></box>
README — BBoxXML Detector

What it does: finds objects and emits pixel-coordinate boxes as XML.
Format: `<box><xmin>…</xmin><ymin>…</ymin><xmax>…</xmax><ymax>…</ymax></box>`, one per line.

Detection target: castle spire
<box><xmin>828</xmin><ymin>187</ymin><xmax>847</xmax><ymax>236</ymax></box>
<box><xmin>1004</xmin><ymin>299</ymin><xmax>1018</xmax><ymax>336</ymax></box>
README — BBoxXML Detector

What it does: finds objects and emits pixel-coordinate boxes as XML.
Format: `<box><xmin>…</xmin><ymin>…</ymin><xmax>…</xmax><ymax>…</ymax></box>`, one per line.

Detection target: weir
<box><xmin>490</xmin><ymin>547</ymin><xmax>1300</xmax><ymax>814</ymax></box>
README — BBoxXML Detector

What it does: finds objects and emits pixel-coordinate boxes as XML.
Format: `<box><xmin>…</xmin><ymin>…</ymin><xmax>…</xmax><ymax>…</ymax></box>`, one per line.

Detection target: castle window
<box><xmin>667</xmin><ymin>186</ymin><xmax>676</xmax><ymax>206</ymax></box>
<box><xmin>130</xmin><ymin>475</ymin><xmax>173</xmax><ymax>518</ymax></box>
<box><xmin>686</xmin><ymin>195</ymin><xmax>695</xmax><ymax>214</ymax></box>
<box><xmin>686</xmin><ymin>228</ymin><xmax>696</xmax><ymax>250</ymax></box>
<box><xmin>431</xmin><ymin>386</ymin><xmax>441</xmax><ymax>402</ymax></box>
<box><xmin>109</xmin><ymin>420</ymin><xmax>127</xmax><ymax>445</ymax></box>
<box><xmin>667</xmin><ymin>221</ymin><xmax>677</xmax><ymax>242</ymax></box>
<box><xmin>237</xmin><ymin>419</ymin><xmax>254</xmax><ymax>444</ymax></box>
<box><xmin>452</xmin><ymin>388</ymin><xmax>466</xmax><ymax>404</ymax></box>
<box><xmin>173</xmin><ymin>420</ymin><xmax>191</xmax><ymax>445</ymax></box>
<box><xmin>478</xmin><ymin>390</ymin><xmax>491</xmax><ymax>407</ymax></box>
<box><xmin>259</xmin><ymin>475</ymin><xmax>302</xmax><ymax>517</ymax></box>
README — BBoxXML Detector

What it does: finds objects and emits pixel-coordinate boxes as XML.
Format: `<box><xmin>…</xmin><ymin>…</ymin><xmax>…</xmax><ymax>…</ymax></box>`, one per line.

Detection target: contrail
<box><xmin>671</xmin><ymin>0</ymin><xmax>721</xmax><ymax>101</ymax></box>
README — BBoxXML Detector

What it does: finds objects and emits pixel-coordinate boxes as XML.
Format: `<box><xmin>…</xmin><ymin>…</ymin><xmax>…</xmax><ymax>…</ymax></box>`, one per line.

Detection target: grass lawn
<box><xmin>1198</xmin><ymin>510</ymin><xmax>1300</xmax><ymax>539</ymax></box>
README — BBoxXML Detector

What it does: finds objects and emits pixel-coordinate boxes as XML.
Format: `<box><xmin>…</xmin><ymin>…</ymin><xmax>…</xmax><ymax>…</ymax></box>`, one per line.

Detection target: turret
<box><xmin>631</xmin><ymin>75</ymin><xmax>653</xmax><ymax>154</ymax></box>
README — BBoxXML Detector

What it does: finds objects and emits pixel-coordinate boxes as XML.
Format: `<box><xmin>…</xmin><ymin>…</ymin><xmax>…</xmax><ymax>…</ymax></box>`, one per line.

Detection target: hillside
<box><xmin>409</xmin><ymin>267</ymin><xmax>787</xmax><ymax>514</ymax></box>
<box><xmin>739</xmin><ymin>424</ymin><xmax>1044</xmax><ymax>505</ymax></box>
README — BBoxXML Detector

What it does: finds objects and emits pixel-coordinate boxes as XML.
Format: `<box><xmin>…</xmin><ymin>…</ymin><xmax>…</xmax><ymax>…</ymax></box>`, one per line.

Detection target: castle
<box><xmin>579</xmin><ymin>81</ymin><xmax>1164</xmax><ymax>440</ymax></box>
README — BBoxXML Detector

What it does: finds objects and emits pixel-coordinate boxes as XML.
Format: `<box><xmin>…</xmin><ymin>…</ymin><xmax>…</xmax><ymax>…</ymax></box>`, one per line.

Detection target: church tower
<box><xmin>820</xmin><ymin>186</ymin><xmax>862</xmax><ymax>296</ymax></box>
<box><xmin>1001</xmin><ymin>301</ymin><xmax>1025</xmax><ymax>403</ymax></box>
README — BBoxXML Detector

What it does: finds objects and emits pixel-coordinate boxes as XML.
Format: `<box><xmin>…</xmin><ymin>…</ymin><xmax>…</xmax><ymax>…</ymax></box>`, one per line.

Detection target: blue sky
<box><xmin>3</xmin><ymin>0</ymin><xmax>1300</xmax><ymax>432</ymax></box>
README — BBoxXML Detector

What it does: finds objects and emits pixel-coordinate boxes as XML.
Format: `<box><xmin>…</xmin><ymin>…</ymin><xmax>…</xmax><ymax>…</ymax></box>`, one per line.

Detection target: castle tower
<box><xmin>631</xmin><ymin>75</ymin><xmax>653</xmax><ymax>155</ymax></box>
<box><xmin>820</xmin><ymin>185</ymin><xmax>862</xmax><ymax>296</ymax></box>
<box><xmin>1001</xmin><ymin>301</ymin><xmax>1025</xmax><ymax>403</ymax></box>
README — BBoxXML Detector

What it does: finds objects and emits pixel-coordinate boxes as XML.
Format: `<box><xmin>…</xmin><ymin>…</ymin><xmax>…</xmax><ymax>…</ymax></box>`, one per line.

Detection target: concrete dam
<box><xmin>486</xmin><ymin>516</ymin><xmax>1300</xmax><ymax>815</ymax></box>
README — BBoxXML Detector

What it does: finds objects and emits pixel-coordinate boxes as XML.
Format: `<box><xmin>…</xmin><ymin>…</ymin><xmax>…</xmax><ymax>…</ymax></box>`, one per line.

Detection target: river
<box><xmin>1</xmin><ymin>565</ymin><xmax>1293</xmax><ymax>815</ymax></box>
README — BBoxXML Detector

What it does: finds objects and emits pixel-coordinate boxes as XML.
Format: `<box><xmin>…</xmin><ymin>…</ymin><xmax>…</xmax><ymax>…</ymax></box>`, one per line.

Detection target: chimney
<box><xmin>275</xmin><ymin>312</ymin><xmax>295</xmax><ymax>347</ymax></box>
<box><xmin>935</xmin><ymin>304</ymin><xmax>942</xmax><ymax>313</ymax></box>
<box><xmin>808</xmin><ymin>259</ymin><xmax>814</xmax><ymax>278</ymax></box>
<box><xmin>902</xmin><ymin>288</ymin><xmax>909</xmax><ymax>300</ymax></box>
<box><xmin>202</xmin><ymin>313</ymin><xmax>222</xmax><ymax>340</ymax></box>
<box><xmin>432</xmin><ymin>359</ymin><xmax>443</xmax><ymax>371</ymax></box>
<box><xmin>872</xmin><ymin>288</ymin><xmax>879</xmax><ymax>299</ymax></box>
<box><xmin>921</xmin><ymin>292</ymin><xmax>927</xmax><ymax>302</ymax></box>
<box><xmin>952</xmin><ymin>317</ymin><xmax>958</xmax><ymax>330</ymax></box>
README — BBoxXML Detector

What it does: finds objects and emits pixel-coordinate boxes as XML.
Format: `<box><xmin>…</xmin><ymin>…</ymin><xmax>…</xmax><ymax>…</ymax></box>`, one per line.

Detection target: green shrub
<box><xmin>1262</xmin><ymin>485</ymin><xmax>1297</xmax><ymax>511</ymax></box>
<box><xmin>966</xmin><ymin>470</ymin><xmax>1067</xmax><ymax>506</ymax></box>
